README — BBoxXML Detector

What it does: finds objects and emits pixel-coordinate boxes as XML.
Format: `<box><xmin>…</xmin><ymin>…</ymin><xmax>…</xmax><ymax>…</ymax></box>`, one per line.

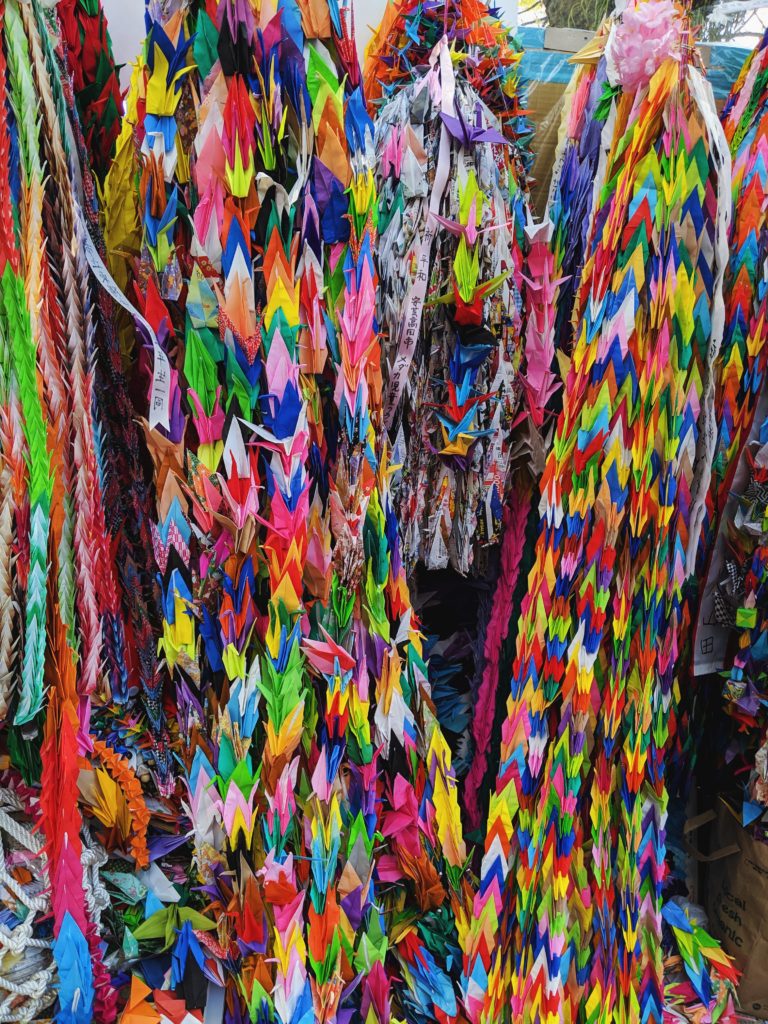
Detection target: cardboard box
<box><xmin>705</xmin><ymin>801</ymin><xmax>768</xmax><ymax>1017</ymax></box>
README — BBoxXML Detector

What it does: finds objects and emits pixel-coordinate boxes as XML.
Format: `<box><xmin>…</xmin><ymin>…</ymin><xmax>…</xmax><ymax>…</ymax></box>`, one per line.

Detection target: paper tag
<box><xmin>685</xmin><ymin>67</ymin><xmax>732</xmax><ymax>575</ymax></box>
<box><xmin>203</xmin><ymin>984</ymin><xmax>226</xmax><ymax>1024</ymax></box>
<box><xmin>82</xmin><ymin>228</ymin><xmax>171</xmax><ymax>432</ymax></box>
<box><xmin>691</xmin><ymin>66</ymin><xmax>748</xmax><ymax>677</ymax></box>
<box><xmin>65</xmin><ymin>97</ymin><xmax>172</xmax><ymax>434</ymax></box>
<box><xmin>383</xmin><ymin>39</ymin><xmax>456</xmax><ymax>429</ymax></box>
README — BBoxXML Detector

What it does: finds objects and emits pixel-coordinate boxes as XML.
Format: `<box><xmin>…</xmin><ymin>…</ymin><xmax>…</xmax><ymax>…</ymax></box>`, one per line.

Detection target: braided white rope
<box><xmin>0</xmin><ymin>996</ymin><xmax>55</xmax><ymax>1022</ymax></box>
<box><xmin>0</xmin><ymin>832</ymin><xmax>47</xmax><ymax>946</ymax></box>
<box><xmin>0</xmin><ymin>779</ymin><xmax>114</xmax><ymax>1018</ymax></box>
<box><xmin>81</xmin><ymin>825</ymin><xmax>109</xmax><ymax>927</ymax></box>
<box><xmin>0</xmin><ymin>981</ymin><xmax>57</xmax><ymax>1024</ymax></box>
<box><xmin>0</xmin><ymin>960</ymin><xmax>54</xmax><ymax>997</ymax></box>
<box><xmin>0</xmin><ymin>806</ymin><xmax>55</xmax><ymax>1020</ymax></box>
<box><xmin>0</xmin><ymin>810</ymin><xmax>42</xmax><ymax>854</ymax></box>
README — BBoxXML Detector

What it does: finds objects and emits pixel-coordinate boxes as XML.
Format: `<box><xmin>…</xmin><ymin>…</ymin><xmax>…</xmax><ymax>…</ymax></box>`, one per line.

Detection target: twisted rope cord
<box><xmin>81</xmin><ymin>826</ymin><xmax>110</xmax><ymax>924</ymax></box>
<box><xmin>0</xmin><ymin>828</ymin><xmax>47</xmax><ymax>914</ymax></box>
<box><xmin>0</xmin><ymin>810</ymin><xmax>111</xmax><ymax>1015</ymax></box>
<box><xmin>0</xmin><ymin>993</ymin><xmax>56</xmax><ymax>1023</ymax></box>
<box><xmin>0</xmin><ymin>810</ymin><xmax>43</xmax><ymax>854</ymax></box>
<box><xmin>0</xmin><ymin>806</ymin><xmax>55</xmax><ymax>1015</ymax></box>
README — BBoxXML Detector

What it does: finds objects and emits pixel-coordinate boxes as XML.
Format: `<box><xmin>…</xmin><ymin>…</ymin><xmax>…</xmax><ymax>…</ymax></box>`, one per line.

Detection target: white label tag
<box><xmin>383</xmin><ymin>39</ymin><xmax>456</xmax><ymax>429</ymax></box>
<box><xmin>82</xmin><ymin>229</ymin><xmax>171</xmax><ymax>432</ymax></box>
<box><xmin>66</xmin><ymin>99</ymin><xmax>172</xmax><ymax>435</ymax></box>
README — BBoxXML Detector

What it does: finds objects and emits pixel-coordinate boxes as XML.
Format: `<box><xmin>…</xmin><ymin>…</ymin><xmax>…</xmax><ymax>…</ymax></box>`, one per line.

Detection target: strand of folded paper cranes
<box><xmin>366</xmin><ymin>0</ymin><xmax>549</xmax><ymax>837</ymax></box>
<box><xmin>53</xmin><ymin>0</ymin><xmax>162</xmax><ymax>748</ymax></box>
<box><xmin>369</xmin><ymin>1</ymin><xmax>530</xmax><ymax>581</ymax></box>
<box><xmin>103</xmin><ymin>0</ymin><xmax>475</xmax><ymax>1019</ymax></box>
<box><xmin>364</xmin><ymin>0</ymin><xmax>532</xmax><ymax>148</ymax></box>
<box><xmin>0</xmin><ymin>0</ymin><xmax>154</xmax><ymax>1018</ymax></box>
<box><xmin>56</xmin><ymin>0</ymin><xmax>122</xmax><ymax>182</ymax></box>
<box><xmin>367</xmin><ymin>0</ymin><xmax>532</xmax><ymax>578</ymax></box>
<box><xmin>660</xmin><ymin>24</ymin><xmax>768</xmax><ymax>814</ymax></box>
<box><xmin>701</xmin><ymin>30</ymin><xmax>768</xmax><ymax>833</ymax></box>
<box><xmin>463</xmin><ymin>5</ymin><xmax>738</xmax><ymax>1024</ymax></box>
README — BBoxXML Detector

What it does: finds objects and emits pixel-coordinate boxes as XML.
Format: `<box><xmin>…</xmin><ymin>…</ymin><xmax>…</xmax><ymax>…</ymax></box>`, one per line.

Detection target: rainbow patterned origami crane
<box><xmin>464</xmin><ymin>4</ymin><xmax>735</xmax><ymax>1023</ymax></box>
<box><xmin>693</xmin><ymin>29</ymin><xmax>768</xmax><ymax>835</ymax></box>
<box><xmin>0</xmin><ymin>0</ymin><xmax>752</xmax><ymax>1022</ymax></box>
<box><xmin>104</xmin><ymin>0</ymin><xmax>474</xmax><ymax>1019</ymax></box>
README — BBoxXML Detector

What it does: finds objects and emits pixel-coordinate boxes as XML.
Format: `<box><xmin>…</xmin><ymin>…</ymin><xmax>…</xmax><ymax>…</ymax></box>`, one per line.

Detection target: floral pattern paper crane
<box><xmin>367</xmin><ymin>0</ymin><xmax>532</xmax><ymax>577</ymax></box>
<box><xmin>365</xmin><ymin>0</ymin><xmax>539</xmax><ymax>838</ymax></box>
<box><xmin>104</xmin><ymin>0</ymin><xmax>473</xmax><ymax>1020</ymax></box>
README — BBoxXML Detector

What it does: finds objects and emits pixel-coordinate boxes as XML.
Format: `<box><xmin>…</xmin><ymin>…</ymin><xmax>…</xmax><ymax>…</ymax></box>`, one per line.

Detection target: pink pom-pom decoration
<box><xmin>607</xmin><ymin>0</ymin><xmax>683</xmax><ymax>91</ymax></box>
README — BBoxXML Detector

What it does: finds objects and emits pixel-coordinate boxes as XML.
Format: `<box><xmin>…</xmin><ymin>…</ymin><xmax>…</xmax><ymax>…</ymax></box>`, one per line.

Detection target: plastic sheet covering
<box><xmin>519</xmin><ymin>25</ymin><xmax>750</xmax><ymax>211</ymax></box>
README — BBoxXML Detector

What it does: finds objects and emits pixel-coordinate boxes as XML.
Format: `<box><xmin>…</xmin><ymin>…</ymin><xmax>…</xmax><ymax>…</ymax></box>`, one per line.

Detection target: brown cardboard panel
<box><xmin>526</xmin><ymin>80</ymin><xmax>568</xmax><ymax>216</ymax></box>
<box><xmin>543</xmin><ymin>27</ymin><xmax>594</xmax><ymax>53</ymax></box>
<box><xmin>706</xmin><ymin>802</ymin><xmax>768</xmax><ymax>1018</ymax></box>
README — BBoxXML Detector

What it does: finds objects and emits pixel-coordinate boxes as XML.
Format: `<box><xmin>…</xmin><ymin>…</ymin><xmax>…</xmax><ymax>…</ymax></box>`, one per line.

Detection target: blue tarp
<box><xmin>517</xmin><ymin>25</ymin><xmax>749</xmax><ymax>101</ymax></box>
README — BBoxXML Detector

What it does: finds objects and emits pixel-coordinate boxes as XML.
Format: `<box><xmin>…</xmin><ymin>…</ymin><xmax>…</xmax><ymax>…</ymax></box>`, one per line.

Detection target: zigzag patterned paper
<box><xmin>0</xmin><ymin>0</ymin><xmax>147</xmax><ymax>1016</ymax></box>
<box><xmin>463</xmin><ymin>6</ymin><xmax>733</xmax><ymax>1023</ymax></box>
<box><xmin>689</xmin><ymin>30</ymin><xmax>768</xmax><ymax>838</ymax></box>
<box><xmin>103</xmin><ymin>1</ymin><xmax>475</xmax><ymax>1019</ymax></box>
